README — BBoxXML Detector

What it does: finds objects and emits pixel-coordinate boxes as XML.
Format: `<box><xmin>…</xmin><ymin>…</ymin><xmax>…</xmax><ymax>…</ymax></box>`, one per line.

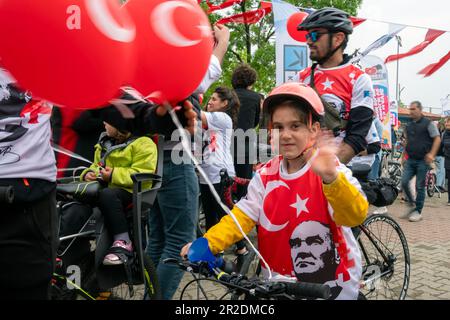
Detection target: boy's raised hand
<box><xmin>311</xmin><ymin>130</ymin><xmax>339</xmax><ymax>184</ymax></box>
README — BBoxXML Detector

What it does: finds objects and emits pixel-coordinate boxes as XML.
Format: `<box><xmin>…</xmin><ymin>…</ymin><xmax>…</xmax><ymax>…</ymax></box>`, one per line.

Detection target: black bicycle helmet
<box><xmin>297</xmin><ymin>7</ymin><xmax>353</xmax><ymax>34</ymax></box>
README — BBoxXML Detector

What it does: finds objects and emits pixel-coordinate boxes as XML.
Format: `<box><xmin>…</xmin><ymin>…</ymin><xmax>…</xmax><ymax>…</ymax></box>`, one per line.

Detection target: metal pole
<box><xmin>395</xmin><ymin>36</ymin><xmax>402</xmax><ymax>102</ymax></box>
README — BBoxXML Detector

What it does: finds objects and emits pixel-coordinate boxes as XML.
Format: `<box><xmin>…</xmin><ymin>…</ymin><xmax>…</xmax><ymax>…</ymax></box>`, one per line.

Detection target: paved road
<box><xmin>173</xmin><ymin>193</ymin><xmax>450</xmax><ymax>300</ymax></box>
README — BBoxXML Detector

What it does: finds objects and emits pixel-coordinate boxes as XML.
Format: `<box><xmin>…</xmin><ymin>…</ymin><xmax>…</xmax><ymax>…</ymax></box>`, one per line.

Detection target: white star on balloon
<box><xmin>290</xmin><ymin>194</ymin><xmax>309</xmax><ymax>218</ymax></box>
<box><xmin>322</xmin><ymin>78</ymin><xmax>334</xmax><ymax>90</ymax></box>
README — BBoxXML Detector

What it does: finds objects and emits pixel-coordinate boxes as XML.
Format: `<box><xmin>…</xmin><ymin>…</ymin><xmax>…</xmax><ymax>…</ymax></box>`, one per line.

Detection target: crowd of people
<box><xmin>1</xmin><ymin>6</ymin><xmax>449</xmax><ymax>301</ymax></box>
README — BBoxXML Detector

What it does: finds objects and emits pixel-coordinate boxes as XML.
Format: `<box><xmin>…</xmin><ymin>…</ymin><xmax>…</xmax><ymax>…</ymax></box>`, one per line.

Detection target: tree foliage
<box><xmin>205</xmin><ymin>0</ymin><xmax>363</xmax><ymax>100</ymax></box>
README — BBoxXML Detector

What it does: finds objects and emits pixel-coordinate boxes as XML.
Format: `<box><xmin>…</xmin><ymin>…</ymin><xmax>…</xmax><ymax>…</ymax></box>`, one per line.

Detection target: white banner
<box><xmin>360</xmin><ymin>55</ymin><xmax>392</xmax><ymax>149</ymax></box>
<box><xmin>272</xmin><ymin>0</ymin><xmax>310</xmax><ymax>86</ymax></box>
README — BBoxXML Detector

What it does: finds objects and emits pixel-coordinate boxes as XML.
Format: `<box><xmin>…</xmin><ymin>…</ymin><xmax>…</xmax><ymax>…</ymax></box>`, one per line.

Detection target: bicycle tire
<box><xmin>357</xmin><ymin>215</ymin><xmax>410</xmax><ymax>300</ymax></box>
<box><xmin>108</xmin><ymin>254</ymin><xmax>161</xmax><ymax>300</ymax></box>
<box><xmin>427</xmin><ymin>173</ymin><xmax>436</xmax><ymax>197</ymax></box>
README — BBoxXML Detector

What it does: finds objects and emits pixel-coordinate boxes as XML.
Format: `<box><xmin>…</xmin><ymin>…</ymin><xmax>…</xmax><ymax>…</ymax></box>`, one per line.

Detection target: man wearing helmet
<box><xmin>181</xmin><ymin>83</ymin><xmax>368</xmax><ymax>299</ymax></box>
<box><xmin>296</xmin><ymin>7</ymin><xmax>379</xmax><ymax>165</ymax></box>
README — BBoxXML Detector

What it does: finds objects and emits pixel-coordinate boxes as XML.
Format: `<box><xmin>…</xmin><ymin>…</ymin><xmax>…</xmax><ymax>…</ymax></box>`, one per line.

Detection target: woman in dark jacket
<box><xmin>441</xmin><ymin>117</ymin><xmax>450</xmax><ymax>205</ymax></box>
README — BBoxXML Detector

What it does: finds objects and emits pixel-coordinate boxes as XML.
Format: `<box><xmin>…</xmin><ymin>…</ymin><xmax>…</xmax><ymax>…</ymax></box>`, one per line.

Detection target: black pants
<box><xmin>0</xmin><ymin>190</ymin><xmax>57</xmax><ymax>300</ymax></box>
<box><xmin>234</xmin><ymin>163</ymin><xmax>253</xmax><ymax>200</ymax></box>
<box><xmin>98</xmin><ymin>188</ymin><xmax>133</xmax><ymax>237</ymax></box>
<box><xmin>447</xmin><ymin>169</ymin><xmax>450</xmax><ymax>203</ymax></box>
<box><xmin>200</xmin><ymin>184</ymin><xmax>246</xmax><ymax>251</ymax></box>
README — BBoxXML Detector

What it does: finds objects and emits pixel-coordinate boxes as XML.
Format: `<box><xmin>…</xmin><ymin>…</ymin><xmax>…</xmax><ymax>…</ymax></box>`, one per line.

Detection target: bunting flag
<box><xmin>299</xmin><ymin>7</ymin><xmax>366</xmax><ymax>28</ymax></box>
<box><xmin>418</xmin><ymin>50</ymin><xmax>450</xmax><ymax>77</ymax></box>
<box><xmin>206</xmin><ymin>0</ymin><xmax>244</xmax><ymax>14</ymax></box>
<box><xmin>385</xmin><ymin>29</ymin><xmax>445</xmax><ymax>64</ymax></box>
<box><xmin>217</xmin><ymin>1</ymin><xmax>272</xmax><ymax>24</ymax></box>
<box><xmin>351</xmin><ymin>17</ymin><xmax>366</xmax><ymax>28</ymax></box>
<box><xmin>360</xmin><ymin>24</ymin><xmax>406</xmax><ymax>58</ymax></box>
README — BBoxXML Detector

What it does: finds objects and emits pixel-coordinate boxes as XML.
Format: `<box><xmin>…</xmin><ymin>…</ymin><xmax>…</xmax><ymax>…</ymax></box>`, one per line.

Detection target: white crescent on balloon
<box><xmin>259</xmin><ymin>181</ymin><xmax>290</xmax><ymax>232</ymax></box>
<box><xmin>151</xmin><ymin>1</ymin><xmax>211</xmax><ymax>47</ymax></box>
<box><xmin>85</xmin><ymin>0</ymin><xmax>136</xmax><ymax>43</ymax></box>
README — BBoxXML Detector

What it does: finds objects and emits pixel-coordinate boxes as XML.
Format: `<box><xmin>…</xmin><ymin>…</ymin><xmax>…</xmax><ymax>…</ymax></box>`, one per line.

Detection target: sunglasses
<box><xmin>305</xmin><ymin>31</ymin><xmax>329</xmax><ymax>42</ymax></box>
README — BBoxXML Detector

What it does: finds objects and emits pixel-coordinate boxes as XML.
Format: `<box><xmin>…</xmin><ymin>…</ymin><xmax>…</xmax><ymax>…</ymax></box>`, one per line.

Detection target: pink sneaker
<box><xmin>103</xmin><ymin>240</ymin><xmax>133</xmax><ymax>266</ymax></box>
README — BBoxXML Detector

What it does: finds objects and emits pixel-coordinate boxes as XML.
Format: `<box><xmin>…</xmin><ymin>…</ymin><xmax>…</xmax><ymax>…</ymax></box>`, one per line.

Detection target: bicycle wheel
<box><xmin>108</xmin><ymin>254</ymin><xmax>161</xmax><ymax>300</ymax></box>
<box><xmin>427</xmin><ymin>173</ymin><xmax>436</xmax><ymax>197</ymax></box>
<box><xmin>357</xmin><ymin>215</ymin><xmax>410</xmax><ymax>300</ymax></box>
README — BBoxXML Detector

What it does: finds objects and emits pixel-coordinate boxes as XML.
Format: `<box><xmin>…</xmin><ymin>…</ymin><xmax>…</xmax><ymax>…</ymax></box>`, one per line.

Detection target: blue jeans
<box><xmin>435</xmin><ymin>156</ymin><xmax>445</xmax><ymax>188</ymax></box>
<box><xmin>401</xmin><ymin>158</ymin><xmax>430</xmax><ymax>214</ymax></box>
<box><xmin>146</xmin><ymin>151</ymin><xmax>199</xmax><ymax>300</ymax></box>
<box><xmin>368</xmin><ymin>151</ymin><xmax>382</xmax><ymax>181</ymax></box>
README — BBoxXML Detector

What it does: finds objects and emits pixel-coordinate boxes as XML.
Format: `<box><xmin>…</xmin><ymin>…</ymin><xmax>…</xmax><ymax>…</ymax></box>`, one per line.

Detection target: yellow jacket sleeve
<box><xmin>323</xmin><ymin>172</ymin><xmax>368</xmax><ymax>227</ymax></box>
<box><xmin>204</xmin><ymin>206</ymin><xmax>256</xmax><ymax>255</ymax></box>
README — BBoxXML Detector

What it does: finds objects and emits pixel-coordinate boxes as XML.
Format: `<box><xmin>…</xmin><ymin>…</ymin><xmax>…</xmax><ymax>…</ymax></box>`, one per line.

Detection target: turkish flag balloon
<box><xmin>287</xmin><ymin>12</ymin><xmax>309</xmax><ymax>42</ymax></box>
<box><xmin>124</xmin><ymin>0</ymin><xmax>213</xmax><ymax>104</ymax></box>
<box><xmin>0</xmin><ymin>0</ymin><xmax>136</xmax><ymax>109</ymax></box>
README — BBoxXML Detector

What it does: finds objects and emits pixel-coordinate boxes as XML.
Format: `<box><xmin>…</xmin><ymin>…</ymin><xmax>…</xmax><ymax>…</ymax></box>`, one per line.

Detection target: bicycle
<box><xmin>214</xmin><ymin>166</ymin><xmax>410</xmax><ymax>300</ymax></box>
<box><xmin>425</xmin><ymin>166</ymin><xmax>441</xmax><ymax>198</ymax></box>
<box><xmin>380</xmin><ymin>149</ymin><xmax>402</xmax><ymax>189</ymax></box>
<box><xmin>51</xmin><ymin>135</ymin><xmax>165</xmax><ymax>300</ymax></box>
<box><xmin>165</xmin><ymin>238</ymin><xmax>332</xmax><ymax>301</ymax></box>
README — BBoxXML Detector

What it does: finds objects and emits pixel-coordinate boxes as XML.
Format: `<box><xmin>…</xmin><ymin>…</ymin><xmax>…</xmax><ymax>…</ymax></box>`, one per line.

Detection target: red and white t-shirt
<box><xmin>236</xmin><ymin>155</ymin><xmax>362</xmax><ymax>300</ymax></box>
<box><xmin>297</xmin><ymin>63</ymin><xmax>378</xmax><ymax>145</ymax></box>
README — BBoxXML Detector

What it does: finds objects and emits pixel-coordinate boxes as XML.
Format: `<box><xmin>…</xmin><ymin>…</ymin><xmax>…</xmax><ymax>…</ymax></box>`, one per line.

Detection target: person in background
<box><xmin>231</xmin><ymin>63</ymin><xmax>262</xmax><ymax>199</ymax></box>
<box><xmin>0</xmin><ymin>68</ymin><xmax>57</xmax><ymax>299</ymax></box>
<box><xmin>145</xmin><ymin>23</ymin><xmax>231</xmax><ymax>300</ymax></box>
<box><xmin>80</xmin><ymin>107</ymin><xmax>157</xmax><ymax>265</ymax></box>
<box><xmin>369</xmin><ymin>117</ymin><xmax>388</xmax><ymax>214</ymax></box>
<box><xmin>51</xmin><ymin>107</ymin><xmax>105</xmax><ymax>178</ymax></box>
<box><xmin>435</xmin><ymin>120</ymin><xmax>447</xmax><ymax>193</ymax></box>
<box><xmin>401</xmin><ymin>101</ymin><xmax>441</xmax><ymax>222</ymax></box>
<box><xmin>440</xmin><ymin>117</ymin><xmax>450</xmax><ymax>205</ymax></box>
<box><xmin>198</xmin><ymin>86</ymin><xmax>248</xmax><ymax>268</ymax></box>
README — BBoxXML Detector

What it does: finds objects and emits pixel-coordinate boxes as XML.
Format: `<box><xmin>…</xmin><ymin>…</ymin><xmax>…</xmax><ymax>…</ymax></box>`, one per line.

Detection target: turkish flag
<box><xmin>206</xmin><ymin>0</ymin><xmax>244</xmax><ymax>14</ymax></box>
<box><xmin>418</xmin><ymin>50</ymin><xmax>450</xmax><ymax>77</ymax></box>
<box><xmin>385</xmin><ymin>29</ymin><xmax>445</xmax><ymax>64</ymax></box>
<box><xmin>217</xmin><ymin>1</ymin><xmax>271</xmax><ymax>24</ymax></box>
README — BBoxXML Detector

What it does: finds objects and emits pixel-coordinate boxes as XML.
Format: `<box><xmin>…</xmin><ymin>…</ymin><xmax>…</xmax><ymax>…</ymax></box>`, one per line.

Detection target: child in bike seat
<box><xmin>81</xmin><ymin>106</ymin><xmax>157</xmax><ymax>265</ymax></box>
<box><xmin>182</xmin><ymin>83</ymin><xmax>368</xmax><ymax>299</ymax></box>
<box><xmin>199</xmin><ymin>86</ymin><xmax>248</xmax><ymax>263</ymax></box>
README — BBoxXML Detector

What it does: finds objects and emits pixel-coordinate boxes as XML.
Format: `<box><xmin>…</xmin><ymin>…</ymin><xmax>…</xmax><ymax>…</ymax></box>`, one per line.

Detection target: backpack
<box><xmin>309</xmin><ymin>63</ymin><xmax>348</xmax><ymax>136</ymax></box>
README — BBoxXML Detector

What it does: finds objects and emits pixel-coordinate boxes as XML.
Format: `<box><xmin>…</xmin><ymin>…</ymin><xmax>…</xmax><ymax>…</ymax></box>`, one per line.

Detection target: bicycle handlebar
<box><xmin>0</xmin><ymin>186</ymin><xmax>14</xmax><ymax>204</ymax></box>
<box><xmin>164</xmin><ymin>258</ymin><xmax>331</xmax><ymax>300</ymax></box>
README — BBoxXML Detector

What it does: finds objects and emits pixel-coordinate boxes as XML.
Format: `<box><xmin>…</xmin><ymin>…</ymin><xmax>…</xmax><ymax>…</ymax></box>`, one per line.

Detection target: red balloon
<box><xmin>123</xmin><ymin>0</ymin><xmax>213</xmax><ymax>104</ymax></box>
<box><xmin>0</xmin><ymin>0</ymin><xmax>136</xmax><ymax>109</ymax></box>
<box><xmin>286</xmin><ymin>12</ymin><xmax>309</xmax><ymax>42</ymax></box>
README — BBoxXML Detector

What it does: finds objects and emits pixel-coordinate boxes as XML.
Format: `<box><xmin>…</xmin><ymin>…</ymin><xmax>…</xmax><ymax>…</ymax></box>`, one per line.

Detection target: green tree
<box><xmin>205</xmin><ymin>0</ymin><xmax>363</xmax><ymax>101</ymax></box>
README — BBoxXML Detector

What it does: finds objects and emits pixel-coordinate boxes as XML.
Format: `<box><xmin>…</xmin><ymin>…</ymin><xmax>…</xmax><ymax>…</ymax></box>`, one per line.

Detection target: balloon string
<box><xmin>52</xmin><ymin>144</ymin><xmax>93</xmax><ymax>166</ymax></box>
<box><xmin>164</xmin><ymin>103</ymin><xmax>274</xmax><ymax>280</ymax></box>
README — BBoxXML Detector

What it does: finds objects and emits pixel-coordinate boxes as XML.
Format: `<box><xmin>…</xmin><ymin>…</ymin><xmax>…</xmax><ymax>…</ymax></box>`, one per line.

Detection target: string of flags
<box><xmin>199</xmin><ymin>0</ymin><xmax>450</xmax><ymax>78</ymax></box>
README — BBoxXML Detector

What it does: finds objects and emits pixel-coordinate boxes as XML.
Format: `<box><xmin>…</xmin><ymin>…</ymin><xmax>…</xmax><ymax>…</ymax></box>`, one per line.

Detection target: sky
<box><xmin>347</xmin><ymin>0</ymin><xmax>450</xmax><ymax>114</ymax></box>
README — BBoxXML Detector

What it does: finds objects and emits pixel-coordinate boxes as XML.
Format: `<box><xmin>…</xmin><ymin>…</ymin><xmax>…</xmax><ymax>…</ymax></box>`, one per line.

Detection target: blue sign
<box><xmin>284</xmin><ymin>45</ymin><xmax>308</xmax><ymax>72</ymax></box>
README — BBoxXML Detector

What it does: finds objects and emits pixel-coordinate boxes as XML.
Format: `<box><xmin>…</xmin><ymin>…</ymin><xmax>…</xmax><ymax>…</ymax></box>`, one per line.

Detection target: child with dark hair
<box><xmin>81</xmin><ymin>106</ymin><xmax>157</xmax><ymax>265</ymax></box>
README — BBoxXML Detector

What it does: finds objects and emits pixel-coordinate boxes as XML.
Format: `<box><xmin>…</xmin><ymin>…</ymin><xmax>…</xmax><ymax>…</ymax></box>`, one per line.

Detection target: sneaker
<box><xmin>103</xmin><ymin>240</ymin><xmax>133</xmax><ymax>266</ymax></box>
<box><xmin>400</xmin><ymin>206</ymin><xmax>415</xmax><ymax>220</ymax></box>
<box><xmin>447</xmin><ymin>202</ymin><xmax>450</xmax><ymax>206</ymax></box>
<box><xmin>373</xmin><ymin>206</ymin><xmax>388</xmax><ymax>215</ymax></box>
<box><xmin>408</xmin><ymin>211</ymin><xmax>423</xmax><ymax>222</ymax></box>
